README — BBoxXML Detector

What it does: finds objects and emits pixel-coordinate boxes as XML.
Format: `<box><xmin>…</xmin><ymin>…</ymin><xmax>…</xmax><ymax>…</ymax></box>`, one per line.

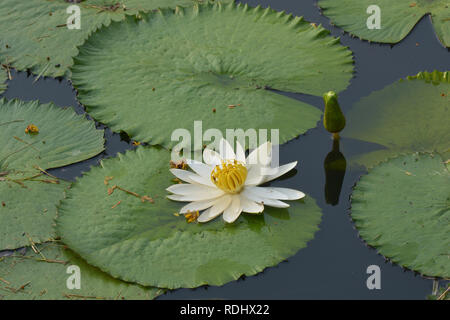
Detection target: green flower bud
<box><xmin>323</xmin><ymin>91</ymin><xmax>346</xmax><ymax>135</ymax></box>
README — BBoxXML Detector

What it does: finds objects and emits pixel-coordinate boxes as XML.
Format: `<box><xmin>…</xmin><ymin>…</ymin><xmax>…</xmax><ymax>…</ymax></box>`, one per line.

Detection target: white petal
<box><xmin>219</xmin><ymin>138</ymin><xmax>236</xmax><ymax>160</ymax></box>
<box><xmin>203</xmin><ymin>148</ymin><xmax>222</xmax><ymax>166</ymax></box>
<box><xmin>186</xmin><ymin>159</ymin><xmax>213</xmax><ymax>179</ymax></box>
<box><xmin>167</xmin><ymin>188</ymin><xmax>224</xmax><ymax>202</ymax></box>
<box><xmin>263</xmin><ymin>161</ymin><xmax>297</xmax><ymax>183</ymax></box>
<box><xmin>267</xmin><ymin>187</ymin><xmax>305</xmax><ymax>200</ymax></box>
<box><xmin>223</xmin><ymin>195</ymin><xmax>242</xmax><ymax>223</ymax></box>
<box><xmin>166</xmin><ymin>183</ymin><xmax>217</xmax><ymax>196</ymax></box>
<box><xmin>246</xmin><ymin>141</ymin><xmax>271</xmax><ymax>166</ymax></box>
<box><xmin>189</xmin><ymin>174</ymin><xmax>216</xmax><ymax>187</ymax></box>
<box><xmin>245</xmin><ymin>186</ymin><xmax>305</xmax><ymax>200</ymax></box>
<box><xmin>170</xmin><ymin>168</ymin><xmax>212</xmax><ymax>187</ymax></box>
<box><xmin>180</xmin><ymin>199</ymin><xmax>217</xmax><ymax>214</ymax></box>
<box><xmin>235</xmin><ymin>141</ymin><xmax>246</xmax><ymax>163</ymax></box>
<box><xmin>240</xmin><ymin>195</ymin><xmax>264</xmax><ymax>214</ymax></box>
<box><xmin>258</xmin><ymin>198</ymin><xmax>290</xmax><ymax>208</ymax></box>
<box><xmin>241</xmin><ymin>188</ymin><xmax>290</xmax><ymax>208</ymax></box>
<box><xmin>198</xmin><ymin>195</ymin><xmax>232</xmax><ymax>223</ymax></box>
<box><xmin>169</xmin><ymin>169</ymin><xmax>198</xmax><ymax>184</ymax></box>
<box><xmin>245</xmin><ymin>164</ymin><xmax>265</xmax><ymax>186</ymax></box>
<box><xmin>244</xmin><ymin>186</ymin><xmax>287</xmax><ymax>199</ymax></box>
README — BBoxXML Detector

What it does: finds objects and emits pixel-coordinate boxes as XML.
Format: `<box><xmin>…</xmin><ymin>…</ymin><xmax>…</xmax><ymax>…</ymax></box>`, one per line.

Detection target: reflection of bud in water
<box><xmin>323</xmin><ymin>91</ymin><xmax>346</xmax><ymax>139</ymax></box>
<box><xmin>324</xmin><ymin>139</ymin><xmax>346</xmax><ymax>206</ymax></box>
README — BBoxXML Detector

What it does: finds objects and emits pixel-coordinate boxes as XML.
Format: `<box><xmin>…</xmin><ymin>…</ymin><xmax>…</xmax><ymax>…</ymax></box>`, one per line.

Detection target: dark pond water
<box><xmin>1</xmin><ymin>0</ymin><xmax>449</xmax><ymax>299</ymax></box>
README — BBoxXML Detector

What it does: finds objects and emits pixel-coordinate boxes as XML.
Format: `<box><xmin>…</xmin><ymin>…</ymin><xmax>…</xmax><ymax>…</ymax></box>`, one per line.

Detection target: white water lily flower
<box><xmin>167</xmin><ymin>138</ymin><xmax>305</xmax><ymax>223</ymax></box>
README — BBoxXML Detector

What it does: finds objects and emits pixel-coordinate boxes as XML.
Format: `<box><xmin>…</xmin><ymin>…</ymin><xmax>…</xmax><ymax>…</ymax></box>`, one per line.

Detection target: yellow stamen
<box><xmin>25</xmin><ymin>124</ymin><xmax>39</xmax><ymax>134</ymax></box>
<box><xmin>185</xmin><ymin>211</ymin><xmax>199</xmax><ymax>223</ymax></box>
<box><xmin>211</xmin><ymin>160</ymin><xmax>247</xmax><ymax>194</ymax></box>
<box><xmin>170</xmin><ymin>159</ymin><xmax>187</xmax><ymax>170</ymax></box>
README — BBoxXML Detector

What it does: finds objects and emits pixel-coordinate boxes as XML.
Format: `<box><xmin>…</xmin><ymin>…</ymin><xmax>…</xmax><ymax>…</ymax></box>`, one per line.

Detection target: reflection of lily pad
<box><xmin>0</xmin><ymin>68</ymin><xmax>6</xmax><ymax>94</ymax></box>
<box><xmin>71</xmin><ymin>1</ymin><xmax>353</xmax><ymax>148</ymax></box>
<box><xmin>56</xmin><ymin>147</ymin><xmax>322</xmax><ymax>289</ymax></box>
<box><xmin>351</xmin><ymin>153</ymin><xmax>450</xmax><ymax>278</ymax></box>
<box><xmin>0</xmin><ymin>244</ymin><xmax>163</xmax><ymax>300</ymax></box>
<box><xmin>0</xmin><ymin>98</ymin><xmax>104</xmax><ymax>250</ymax></box>
<box><xmin>319</xmin><ymin>0</ymin><xmax>450</xmax><ymax>47</ymax></box>
<box><xmin>0</xmin><ymin>0</ymin><xmax>197</xmax><ymax>77</ymax></box>
<box><xmin>343</xmin><ymin>71</ymin><xmax>450</xmax><ymax>168</ymax></box>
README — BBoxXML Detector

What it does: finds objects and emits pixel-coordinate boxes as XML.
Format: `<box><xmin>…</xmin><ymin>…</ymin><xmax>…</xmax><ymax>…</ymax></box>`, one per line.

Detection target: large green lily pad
<box><xmin>0</xmin><ymin>244</ymin><xmax>163</xmax><ymax>300</ymax></box>
<box><xmin>343</xmin><ymin>71</ymin><xmax>450</xmax><ymax>168</ymax></box>
<box><xmin>0</xmin><ymin>0</ymin><xmax>199</xmax><ymax>77</ymax></box>
<box><xmin>0</xmin><ymin>179</ymin><xmax>70</xmax><ymax>251</ymax></box>
<box><xmin>351</xmin><ymin>153</ymin><xmax>450</xmax><ymax>278</ymax></box>
<box><xmin>56</xmin><ymin>147</ymin><xmax>322</xmax><ymax>289</ymax></box>
<box><xmin>319</xmin><ymin>0</ymin><xmax>450</xmax><ymax>47</ymax></box>
<box><xmin>71</xmin><ymin>1</ymin><xmax>353</xmax><ymax>149</ymax></box>
<box><xmin>0</xmin><ymin>98</ymin><xmax>104</xmax><ymax>175</ymax></box>
<box><xmin>0</xmin><ymin>68</ymin><xmax>6</xmax><ymax>94</ymax></box>
<box><xmin>0</xmin><ymin>98</ymin><xmax>104</xmax><ymax>250</ymax></box>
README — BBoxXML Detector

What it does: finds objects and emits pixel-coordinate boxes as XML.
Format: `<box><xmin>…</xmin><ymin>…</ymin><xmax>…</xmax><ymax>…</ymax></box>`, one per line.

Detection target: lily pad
<box><xmin>0</xmin><ymin>68</ymin><xmax>6</xmax><ymax>94</ymax></box>
<box><xmin>0</xmin><ymin>98</ymin><xmax>104</xmax><ymax>176</ymax></box>
<box><xmin>343</xmin><ymin>71</ymin><xmax>450</xmax><ymax>168</ymax></box>
<box><xmin>0</xmin><ymin>98</ymin><xmax>104</xmax><ymax>250</ymax></box>
<box><xmin>56</xmin><ymin>147</ymin><xmax>322</xmax><ymax>289</ymax></box>
<box><xmin>351</xmin><ymin>153</ymin><xmax>450</xmax><ymax>278</ymax></box>
<box><xmin>71</xmin><ymin>1</ymin><xmax>353</xmax><ymax>148</ymax></box>
<box><xmin>318</xmin><ymin>0</ymin><xmax>450</xmax><ymax>47</ymax></box>
<box><xmin>0</xmin><ymin>179</ymin><xmax>70</xmax><ymax>251</ymax></box>
<box><xmin>0</xmin><ymin>0</ymin><xmax>199</xmax><ymax>77</ymax></box>
<box><xmin>0</xmin><ymin>244</ymin><xmax>163</xmax><ymax>300</ymax></box>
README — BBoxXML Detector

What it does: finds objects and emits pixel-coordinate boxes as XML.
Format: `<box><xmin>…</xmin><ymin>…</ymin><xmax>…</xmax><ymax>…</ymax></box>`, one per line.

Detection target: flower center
<box><xmin>211</xmin><ymin>160</ymin><xmax>248</xmax><ymax>194</ymax></box>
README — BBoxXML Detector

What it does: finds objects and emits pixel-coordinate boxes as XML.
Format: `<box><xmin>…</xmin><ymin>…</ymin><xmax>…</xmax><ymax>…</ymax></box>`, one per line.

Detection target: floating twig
<box><xmin>13</xmin><ymin>136</ymin><xmax>40</xmax><ymax>152</ymax></box>
<box><xmin>111</xmin><ymin>201</ymin><xmax>121</xmax><ymax>209</ymax></box>
<box><xmin>34</xmin><ymin>166</ymin><xmax>59</xmax><ymax>180</ymax></box>
<box><xmin>437</xmin><ymin>286</ymin><xmax>450</xmax><ymax>300</ymax></box>
<box><xmin>33</xmin><ymin>61</ymin><xmax>51</xmax><ymax>83</ymax></box>
<box><xmin>1</xmin><ymin>59</ymin><xmax>12</xmax><ymax>80</ymax></box>
<box><xmin>26</xmin><ymin>233</ymin><xmax>46</xmax><ymax>261</ymax></box>
<box><xmin>9</xmin><ymin>255</ymin><xmax>67</xmax><ymax>265</ymax></box>
<box><xmin>6</xmin><ymin>281</ymin><xmax>31</xmax><ymax>293</ymax></box>
<box><xmin>108</xmin><ymin>185</ymin><xmax>154</xmax><ymax>204</ymax></box>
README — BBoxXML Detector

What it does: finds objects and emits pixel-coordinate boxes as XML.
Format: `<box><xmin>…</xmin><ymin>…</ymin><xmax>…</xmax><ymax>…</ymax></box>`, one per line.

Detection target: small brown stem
<box><xmin>437</xmin><ymin>286</ymin><xmax>450</xmax><ymax>300</ymax></box>
<box><xmin>332</xmin><ymin>132</ymin><xmax>340</xmax><ymax>140</ymax></box>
